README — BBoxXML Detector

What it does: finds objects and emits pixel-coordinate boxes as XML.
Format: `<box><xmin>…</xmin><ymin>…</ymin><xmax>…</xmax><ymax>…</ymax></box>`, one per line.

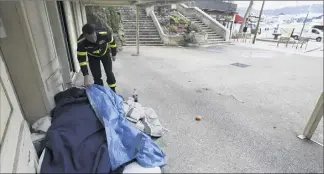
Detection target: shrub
<box><xmin>169</xmin><ymin>15</ymin><xmax>179</xmax><ymax>25</ymax></box>
<box><xmin>178</xmin><ymin>17</ymin><xmax>188</xmax><ymax>25</ymax></box>
<box><xmin>168</xmin><ymin>25</ymin><xmax>178</xmax><ymax>33</ymax></box>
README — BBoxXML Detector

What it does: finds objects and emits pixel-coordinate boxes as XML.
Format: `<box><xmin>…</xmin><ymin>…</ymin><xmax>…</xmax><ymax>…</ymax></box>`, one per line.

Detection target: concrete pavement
<box><xmin>74</xmin><ymin>45</ymin><xmax>323</xmax><ymax>173</ymax></box>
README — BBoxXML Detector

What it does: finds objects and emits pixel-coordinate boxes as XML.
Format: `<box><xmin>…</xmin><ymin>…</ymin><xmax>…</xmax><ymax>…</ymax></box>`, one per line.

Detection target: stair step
<box><xmin>125</xmin><ymin>38</ymin><xmax>161</xmax><ymax>41</ymax></box>
<box><xmin>124</xmin><ymin>41</ymin><xmax>163</xmax><ymax>44</ymax></box>
<box><xmin>124</xmin><ymin>28</ymin><xmax>157</xmax><ymax>30</ymax></box>
<box><xmin>125</xmin><ymin>37</ymin><xmax>161</xmax><ymax>39</ymax></box>
<box><xmin>208</xmin><ymin>36</ymin><xmax>222</xmax><ymax>39</ymax></box>
<box><xmin>206</xmin><ymin>40</ymin><xmax>226</xmax><ymax>43</ymax></box>
<box><xmin>123</xmin><ymin>43</ymin><xmax>164</xmax><ymax>46</ymax></box>
<box><xmin>123</xmin><ymin>24</ymin><xmax>155</xmax><ymax>26</ymax></box>
<box><xmin>122</xmin><ymin>18</ymin><xmax>151</xmax><ymax>20</ymax></box>
<box><xmin>120</xmin><ymin>12</ymin><xmax>146</xmax><ymax>14</ymax></box>
<box><xmin>207</xmin><ymin>38</ymin><xmax>224</xmax><ymax>41</ymax></box>
<box><xmin>125</xmin><ymin>35</ymin><xmax>161</xmax><ymax>38</ymax></box>
<box><xmin>123</xmin><ymin>22</ymin><xmax>154</xmax><ymax>24</ymax></box>
<box><xmin>124</xmin><ymin>30</ymin><xmax>158</xmax><ymax>32</ymax></box>
<box><xmin>122</xmin><ymin>20</ymin><xmax>153</xmax><ymax>22</ymax></box>
<box><xmin>121</xmin><ymin>16</ymin><xmax>149</xmax><ymax>18</ymax></box>
<box><xmin>123</xmin><ymin>26</ymin><xmax>156</xmax><ymax>29</ymax></box>
<box><xmin>124</xmin><ymin>32</ymin><xmax>159</xmax><ymax>35</ymax></box>
<box><xmin>123</xmin><ymin>26</ymin><xmax>156</xmax><ymax>28</ymax></box>
<box><xmin>122</xmin><ymin>17</ymin><xmax>148</xmax><ymax>19</ymax></box>
<box><xmin>122</xmin><ymin>20</ymin><xmax>152</xmax><ymax>22</ymax></box>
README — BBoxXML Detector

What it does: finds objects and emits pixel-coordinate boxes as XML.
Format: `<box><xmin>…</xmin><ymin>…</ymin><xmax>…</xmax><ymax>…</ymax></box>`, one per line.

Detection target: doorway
<box><xmin>57</xmin><ymin>1</ymin><xmax>75</xmax><ymax>75</ymax></box>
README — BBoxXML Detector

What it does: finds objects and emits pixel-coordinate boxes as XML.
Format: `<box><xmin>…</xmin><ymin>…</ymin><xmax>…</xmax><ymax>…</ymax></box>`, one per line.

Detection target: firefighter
<box><xmin>77</xmin><ymin>24</ymin><xmax>117</xmax><ymax>92</ymax></box>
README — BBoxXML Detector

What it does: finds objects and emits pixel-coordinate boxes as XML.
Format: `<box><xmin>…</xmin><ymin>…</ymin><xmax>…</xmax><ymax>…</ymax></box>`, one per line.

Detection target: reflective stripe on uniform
<box><xmin>77</xmin><ymin>37</ymin><xmax>85</xmax><ymax>43</ymax></box>
<box><xmin>77</xmin><ymin>51</ymin><xmax>87</xmax><ymax>56</ymax></box>
<box><xmin>87</xmin><ymin>43</ymin><xmax>109</xmax><ymax>57</ymax></box>
<box><xmin>109</xmin><ymin>33</ymin><xmax>114</xmax><ymax>43</ymax></box>
<box><xmin>98</xmin><ymin>31</ymin><xmax>107</xmax><ymax>35</ymax></box>
<box><xmin>110</xmin><ymin>43</ymin><xmax>117</xmax><ymax>48</ymax></box>
<box><xmin>102</xmin><ymin>43</ymin><xmax>109</xmax><ymax>55</ymax></box>
<box><xmin>108</xmin><ymin>83</ymin><xmax>117</xmax><ymax>87</ymax></box>
<box><xmin>79</xmin><ymin>62</ymin><xmax>88</xmax><ymax>66</ymax></box>
<box><xmin>93</xmin><ymin>50</ymin><xmax>100</xmax><ymax>54</ymax></box>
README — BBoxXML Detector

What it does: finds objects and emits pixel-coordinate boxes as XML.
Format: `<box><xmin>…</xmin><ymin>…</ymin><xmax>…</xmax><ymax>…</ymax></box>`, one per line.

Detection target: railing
<box><xmin>176</xmin><ymin>3</ymin><xmax>230</xmax><ymax>41</ymax></box>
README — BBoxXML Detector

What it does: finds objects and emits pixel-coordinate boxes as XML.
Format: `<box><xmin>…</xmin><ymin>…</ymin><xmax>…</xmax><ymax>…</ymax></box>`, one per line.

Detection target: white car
<box><xmin>292</xmin><ymin>28</ymin><xmax>323</xmax><ymax>42</ymax></box>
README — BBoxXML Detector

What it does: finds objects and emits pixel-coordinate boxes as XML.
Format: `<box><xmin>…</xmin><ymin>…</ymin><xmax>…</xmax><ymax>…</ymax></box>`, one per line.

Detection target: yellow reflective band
<box><xmin>98</xmin><ymin>31</ymin><xmax>107</xmax><ymax>35</ymax></box>
<box><xmin>110</xmin><ymin>44</ymin><xmax>117</xmax><ymax>48</ymax></box>
<box><xmin>109</xmin><ymin>33</ymin><xmax>114</xmax><ymax>43</ymax></box>
<box><xmin>77</xmin><ymin>37</ymin><xmax>85</xmax><ymax>43</ymax></box>
<box><xmin>77</xmin><ymin>51</ymin><xmax>87</xmax><ymax>56</ymax></box>
<box><xmin>87</xmin><ymin>43</ymin><xmax>109</xmax><ymax>57</ymax></box>
<box><xmin>108</xmin><ymin>83</ymin><xmax>117</xmax><ymax>87</ymax></box>
<box><xmin>93</xmin><ymin>50</ymin><xmax>100</xmax><ymax>54</ymax></box>
<box><xmin>79</xmin><ymin>62</ymin><xmax>88</xmax><ymax>66</ymax></box>
<box><xmin>102</xmin><ymin>43</ymin><xmax>109</xmax><ymax>55</ymax></box>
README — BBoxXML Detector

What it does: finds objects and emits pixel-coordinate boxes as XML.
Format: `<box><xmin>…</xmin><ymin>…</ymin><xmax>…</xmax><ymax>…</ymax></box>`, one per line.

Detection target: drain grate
<box><xmin>231</xmin><ymin>62</ymin><xmax>250</xmax><ymax>68</ymax></box>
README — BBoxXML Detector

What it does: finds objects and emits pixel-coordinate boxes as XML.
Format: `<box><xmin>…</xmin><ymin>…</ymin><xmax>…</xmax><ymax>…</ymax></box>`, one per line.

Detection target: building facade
<box><xmin>0</xmin><ymin>1</ymin><xmax>87</xmax><ymax>172</ymax></box>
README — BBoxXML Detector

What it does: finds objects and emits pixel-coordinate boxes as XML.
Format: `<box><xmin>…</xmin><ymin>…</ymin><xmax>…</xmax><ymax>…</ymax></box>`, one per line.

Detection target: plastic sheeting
<box><xmin>86</xmin><ymin>85</ymin><xmax>166</xmax><ymax>170</ymax></box>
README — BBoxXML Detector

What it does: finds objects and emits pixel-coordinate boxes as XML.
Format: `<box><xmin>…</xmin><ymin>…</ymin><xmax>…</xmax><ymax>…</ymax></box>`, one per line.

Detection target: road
<box><xmin>75</xmin><ymin>44</ymin><xmax>323</xmax><ymax>173</ymax></box>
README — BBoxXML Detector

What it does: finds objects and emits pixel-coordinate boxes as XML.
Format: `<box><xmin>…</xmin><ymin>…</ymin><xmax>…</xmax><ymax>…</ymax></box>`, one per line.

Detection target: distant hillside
<box><xmin>237</xmin><ymin>4</ymin><xmax>323</xmax><ymax>16</ymax></box>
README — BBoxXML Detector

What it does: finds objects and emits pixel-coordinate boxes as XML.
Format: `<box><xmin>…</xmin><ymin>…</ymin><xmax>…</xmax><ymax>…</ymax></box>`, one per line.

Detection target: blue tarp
<box><xmin>86</xmin><ymin>85</ymin><xmax>166</xmax><ymax>170</ymax></box>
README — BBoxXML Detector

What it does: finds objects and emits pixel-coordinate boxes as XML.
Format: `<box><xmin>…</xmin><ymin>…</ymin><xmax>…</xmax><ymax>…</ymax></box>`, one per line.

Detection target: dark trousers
<box><xmin>88</xmin><ymin>55</ymin><xmax>116</xmax><ymax>91</ymax></box>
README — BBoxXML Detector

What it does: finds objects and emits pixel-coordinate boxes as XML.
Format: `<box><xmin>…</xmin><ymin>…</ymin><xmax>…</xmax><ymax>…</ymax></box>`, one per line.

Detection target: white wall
<box><xmin>46</xmin><ymin>1</ymin><xmax>73</xmax><ymax>89</ymax></box>
<box><xmin>0</xmin><ymin>1</ymin><xmax>63</xmax><ymax>124</ymax></box>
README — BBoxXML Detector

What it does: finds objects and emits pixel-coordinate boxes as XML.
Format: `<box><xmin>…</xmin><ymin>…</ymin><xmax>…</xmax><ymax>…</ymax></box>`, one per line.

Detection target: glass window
<box><xmin>312</xmin><ymin>29</ymin><xmax>319</xmax><ymax>34</ymax></box>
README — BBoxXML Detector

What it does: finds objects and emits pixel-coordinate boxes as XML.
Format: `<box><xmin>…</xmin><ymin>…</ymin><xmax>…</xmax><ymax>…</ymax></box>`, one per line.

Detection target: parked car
<box><xmin>291</xmin><ymin>27</ymin><xmax>323</xmax><ymax>42</ymax></box>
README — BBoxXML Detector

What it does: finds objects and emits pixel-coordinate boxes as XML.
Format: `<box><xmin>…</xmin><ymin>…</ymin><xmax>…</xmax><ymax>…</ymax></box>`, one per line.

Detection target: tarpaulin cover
<box><xmin>86</xmin><ymin>85</ymin><xmax>166</xmax><ymax>170</ymax></box>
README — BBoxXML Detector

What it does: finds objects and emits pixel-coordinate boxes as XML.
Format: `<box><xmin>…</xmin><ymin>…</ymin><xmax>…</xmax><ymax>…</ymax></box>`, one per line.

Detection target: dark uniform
<box><xmin>77</xmin><ymin>30</ymin><xmax>117</xmax><ymax>89</ymax></box>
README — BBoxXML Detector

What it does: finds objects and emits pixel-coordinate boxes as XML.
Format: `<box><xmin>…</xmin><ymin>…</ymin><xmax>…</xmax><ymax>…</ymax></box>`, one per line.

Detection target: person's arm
<box><xmin>77</xmin><ymin>39</ymin><xmax>92</xmax><ymax>87</ymax></box>
<box><xmin>77</xmin><ymin>41</ymin><xmax>89</xmax><ymax>76</ymax></box>
<box><xmin>107</xmin><ymin>32</ymin><xmax>117</xmax><ymax>60</ymax></box>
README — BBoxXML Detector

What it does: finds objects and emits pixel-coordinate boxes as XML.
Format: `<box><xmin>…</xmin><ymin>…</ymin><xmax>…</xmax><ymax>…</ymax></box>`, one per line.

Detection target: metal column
<box><xmin>298</xmin><ymin>93</ymin><xmax>323</xmax><ymax>141</ymax></box>
<box><xmin>252</xmin><ymin>0</ymin><xmax>265</xmax><ymax>44</ymax></box>
<box><xmin>136</xmin><ymin>5</ymin><xmax>140</xmax><ymax>55</ymax></box>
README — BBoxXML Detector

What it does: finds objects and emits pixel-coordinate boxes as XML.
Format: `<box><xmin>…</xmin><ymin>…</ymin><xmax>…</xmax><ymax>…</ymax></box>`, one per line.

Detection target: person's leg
<box><xmin>88</xmin><ymin>57</ymin><xmax>103</xmax><ymax>86</ymax></box>
<box><xmin>101</xmin><ymin>55</ymin><xmax>116</xmax><ymax>92</ymax></box>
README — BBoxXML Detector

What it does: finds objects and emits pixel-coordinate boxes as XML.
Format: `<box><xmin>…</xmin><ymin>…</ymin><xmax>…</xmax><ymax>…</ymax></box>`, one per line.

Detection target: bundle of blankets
<box><xmin>38</xmin><ymin>85</ymin><xmax>165</xmax><ymax>173</ymax></box>
<box><xmin>123</xmin><ymin>97</ymin><xmax>167</xmax><ymax>138</ymax></box>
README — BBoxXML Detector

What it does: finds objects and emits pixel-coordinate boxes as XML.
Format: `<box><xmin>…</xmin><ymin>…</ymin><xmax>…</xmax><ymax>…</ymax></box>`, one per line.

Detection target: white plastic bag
<box><xmin>32</xmin><ymin>116</ymin><xmax>52</xmax><ymax>133</ymax></box>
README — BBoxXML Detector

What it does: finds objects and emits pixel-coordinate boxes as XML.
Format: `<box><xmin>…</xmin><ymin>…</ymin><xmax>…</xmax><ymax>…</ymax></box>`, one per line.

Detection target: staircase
<box><xmin>186</xmin><ymin>16</ymin><xmax>227</xmax><ymax>44</ymax></box>
<box><xmin>119</xmin><ymin>7</ymin><xmax>163</xmax><ymax>46</ymax></box>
